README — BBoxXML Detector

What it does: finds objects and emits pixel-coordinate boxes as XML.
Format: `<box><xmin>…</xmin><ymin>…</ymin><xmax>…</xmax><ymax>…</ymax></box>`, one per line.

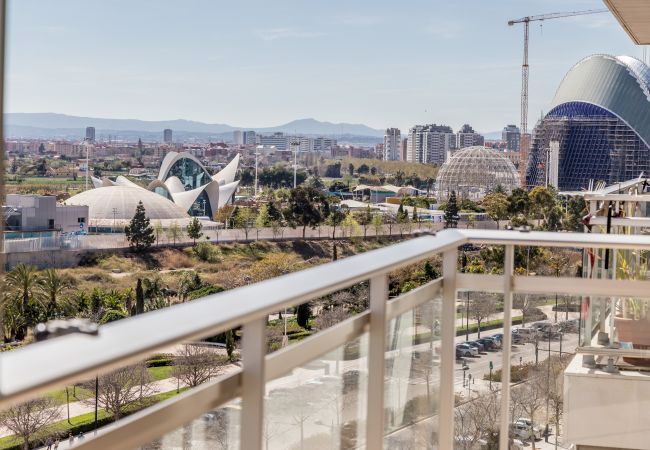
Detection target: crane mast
<box><xmin>508</xmin><ymin>9</ymin><xmax>608</xmax><ymax>187</ymax></box>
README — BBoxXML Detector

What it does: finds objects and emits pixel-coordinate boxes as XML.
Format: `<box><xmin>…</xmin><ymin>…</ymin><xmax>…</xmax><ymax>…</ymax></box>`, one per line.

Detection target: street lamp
<box><xmin>462</xmin><ymin>363</ymin><xmax>469</xmax><ymax>387</ymax></box>
<box><xmin>255</xmin><ymin>145</ymin><xmax>262</xmax><ymax>197</ymax></box>
<box><xmin>291</xmin><ymin>139</ymin><xmax>300</xmax><ymax>188</ymax></box>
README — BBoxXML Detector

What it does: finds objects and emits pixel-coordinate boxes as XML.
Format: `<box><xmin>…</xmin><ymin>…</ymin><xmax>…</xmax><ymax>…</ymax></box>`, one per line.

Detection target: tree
<box><xmin>357</xmin><ymin>164</ymin><xmax>370</xmax><ymax>174</ymax></box>
<box><xmin>327</xmin><ymin>208</ymin><xmax>346</xmax><ymax>239</ymax></box>
<box><xmin>482</xmin><ymin>193</ymin><xmax>510</xmax><ymax>229</ymax></box>
<box><xmin>286</xmin><ymin>186</ymin><xmax>329</xmax><ymax>238</ymax></box>
<box><xmin>38</xmin><ymin>269</ymin><xmax>72</xmax><ymax>318</ymax></box>
<box><xmin>511</xmin><ymin>370</ymin><xmax>546</xmax><ymax>450</ymax></box>
<box><xmin>356</xmin><ymin>206</ymin><xmax>373</xmax><ymax>239</ymax></box>
<box><xmin>324</xmin><ymin>162</ymin><xmax>341</xmax><ymax>178</ymax></box>
<box><xmin>0</xmin><ymin>398</ymin><xmax>62</xmax><ymax>450</ymax></box>
<box><xmin>173</xmin><ymin>344</ymin><xmax>223</xmax><ymax>387</ymax></box>
<box><xmin>83</xmin><ymin>364</ymin><xmax>152</xmax><ymax>419</ymax></box>
<box><xmin>225</xmin><ymin>329</ymin><xmax>236</xmax><ymax>361</ymax></box>
<box><xmin>469</xmin><ymin>292</ymin><xmax>497</xmax><ymax>338</ymax></box>
<box><xmin>135</xmin><ymin>278</ymin><xmax>144</xmax><ymax>315</ymax></box>
<box><xmin>233</xmin><ymin>208</ymin><xmax>256</xmax><ymax>240</ymax></box>
<box><xmin>255</xmin><ymin>204</ymin><xmax>270</xmax><ymax>239</ymax></box>
<box><xmin>444</xmin><ymin>191</ymin><xmax>459</xmax><ymax>229</ymax></box>
<box><xmin>371</xmin><ymin>213</ymin><xmax>383</xmax><ymax>238</ymax></box>
<box><xmin>528</xmin><ymin>186</ymin><xmax>557</xmax><ymax>227</ymax></box>
<box><xmin>214</xmin><ymin>205</ymin><xmax>235</xmax><ymax>228</ymax></box>
<box><xmin>508</xmin><ymin>187</ymin><xmax>530</xmax><ymax>217</ymax></box>
<box><xmin>125</xmin><ymin>201</ymin><xmax>155</xmax><ymax>252</ymax></box>
<box><xmin>153</xmin><ymin>221</ymin><xmax>164</xmax><ymax>245</ymax></box>
<box><xmin>563</xmin><ymin>196</ymin><xmax>587</xmax><ymax>232</ymax></box>
<box><xmin>166</xmin><ymin>221</ymin><xmax>182</xmax><ymax>245</ymax></box>
<box><xmin>6</xmin><ymin>264</ymin><xmax>42</xmax><ymax>339</ymax></box>
<box><xmin>348</xmin><ymin>163</ymin><xmax>354</xmax><ymax>176</ymax></box>
<box><xmin>296</xmin><ymin>302</ymin><xmax>312</xmax><ymax>329</ymax></box>
<box><xmin>341</xmin><ymin>213</ymin><xmax>360</xmax><ymax>239</ymax></box>
<box><xmin>186</xmin><ymin>217</ymin><xmax>203</xmax><ymax>244</ymax></box>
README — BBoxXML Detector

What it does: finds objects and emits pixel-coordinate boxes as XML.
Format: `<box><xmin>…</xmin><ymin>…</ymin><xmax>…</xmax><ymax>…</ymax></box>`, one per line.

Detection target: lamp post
<box><xmin>291</xmin><ymin>139</ymin><xmax>300</xmax><ymax>189</ymax></box>
<box><xmin>489</xmin><ymin>360</ymin><xmax>493</xmax><ymax>391</ymax></box>
<box><xmin>255</xmin><ymin>145</ymin><xmax>262</xmax><ymax>197</ymax></box>
<box><xmin>462</xmin><ymin>363</ymin><xmax>468</xmax><ymax>387</ymax></box>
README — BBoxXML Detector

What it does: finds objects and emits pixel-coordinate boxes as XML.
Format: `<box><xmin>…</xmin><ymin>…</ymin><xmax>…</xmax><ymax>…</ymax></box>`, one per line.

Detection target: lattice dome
<box><xmin>436</xmin><ymin>146</ymin><xmax>520</xmax><ymax>200</ymax></box>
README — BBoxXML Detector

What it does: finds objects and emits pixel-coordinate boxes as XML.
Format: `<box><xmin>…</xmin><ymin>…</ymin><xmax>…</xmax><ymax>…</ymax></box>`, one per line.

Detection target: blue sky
<box><xmin>5</xmin><ymin>0</ymin><xmax>640</xmax><ymax>133</ymax></box>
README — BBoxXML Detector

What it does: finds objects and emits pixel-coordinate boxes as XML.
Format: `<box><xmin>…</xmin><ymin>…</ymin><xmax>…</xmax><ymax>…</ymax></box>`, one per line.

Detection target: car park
<box><xmin>456</xmin><ymin>343</ymin><xmax>478</xmax><ymax>357</ymax></box>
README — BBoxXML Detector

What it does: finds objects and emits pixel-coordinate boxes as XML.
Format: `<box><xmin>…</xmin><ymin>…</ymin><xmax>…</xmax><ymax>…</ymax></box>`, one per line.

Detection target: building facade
<box><xmin>407</xmin><ymin>124</ymin><xmax>455</xmax><ymax>165</ymax></box>
<box><xmin>526</xmin><ymin>55</ymin><xmax>650</xmax><ymax>190</ymax></box>
<box><xmin>233</xmin><ymin>130</ymin><xmax>243</xmax><ymax>145</ymax></box>
<box><xmin>455</xmin><ymin>124</ymin><xmax>484</xmax><ymax>149</ymax></box>
<box><xmin>243</xmin><ymin>131</ymin><xmax>257</xmax><ymax>145</ymax></box>
<box><xmin>502</xmin><ymin>124</ymin><xmax>520</xmax><ymax>151</ymax></box>
<box><xmin>163</xmin><ymin>128</ymin><xmax>173</xmax><ymax>144</ymax></box>
<box><xmin>85</xmin><ymin>126</ymin><xmax>95</xmax><ymax>142</ymax></box>
<box><xmin>384</xmin><ymin>128</ymin><xmax>401</xmax><ymax>161</ymax></box>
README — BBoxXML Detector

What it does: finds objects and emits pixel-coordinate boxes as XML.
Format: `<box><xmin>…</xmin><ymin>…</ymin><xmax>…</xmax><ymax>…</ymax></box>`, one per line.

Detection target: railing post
<box><xmin>241</xmin><ymin>318</ymin><xmax>266</xmax><ymax>450</ymax></box>
<box><xmin>366</xmin><ymin>274</ymin><xmax>388</xmax><ymax>450</ymax></box>
<box><xmin>499</xmin><ymin>245</ymin><xmax>514</xmax><ymax>450</ymax></box>
<box><xmin>439</xmin><ymin>248</ymin><xmax>458</xmax><ymax>449</ymax></box>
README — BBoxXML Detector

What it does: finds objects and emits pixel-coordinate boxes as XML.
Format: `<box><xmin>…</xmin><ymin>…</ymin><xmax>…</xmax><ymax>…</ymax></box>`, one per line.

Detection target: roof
<box><xmin>604</xmin><ymin>0</ymin><xmax>650</xmax><ymax>44</ymax></box>
<box><xmin>66</xmin><ymin>186</ymin><xmax>190</xmax><ymax>221</ymax></box>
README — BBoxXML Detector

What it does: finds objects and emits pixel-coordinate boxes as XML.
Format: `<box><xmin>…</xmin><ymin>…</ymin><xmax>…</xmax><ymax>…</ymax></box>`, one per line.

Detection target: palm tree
<box><xmin>39</xmin><ymin>269</ymin><xmax>72</xmax><ymax>318</ymax></box>
<box><xmin>5</xmin><ymin>264</ymin><xmax>42</xmax><ymax>339</ymax></box>
<box><xmin>6</xmin><ymin>264</ymin><xmax>41</xmax><ymax>311</ymax></box>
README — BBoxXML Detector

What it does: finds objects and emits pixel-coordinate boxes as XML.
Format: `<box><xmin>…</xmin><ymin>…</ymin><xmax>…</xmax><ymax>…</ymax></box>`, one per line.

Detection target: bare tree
<box><xmin>313</xmin><ymin>307</ymin><xmax>351</xmax><ymax>331</ymax></box>
<box><xmin>0</xmin><ymin>398</ymin><xmax>62</xmax><ymax>450</ymax></box>
<box><xmin>173</xmin><ymin>344</ymin><xmax>224</xmax><ymax>388</ymax></box>
<box><xmin>511</xmin><ymin>371</ymin><xmax>546</xmax><ymax>450</ymax></box>
<box><xmin>83</xmin><ymin>364</ymin><xmax>153</xmax><ymax>419</ymax></box>
<box><xmin>469</xmin><ymin>292</ymin><xmax>498</xmax><ymax>338</ymax></box>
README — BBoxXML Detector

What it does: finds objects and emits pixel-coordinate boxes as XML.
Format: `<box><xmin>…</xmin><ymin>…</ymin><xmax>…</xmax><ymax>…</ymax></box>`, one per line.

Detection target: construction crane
<box><xmin>508</xmin><ymin>8</ymin><xmax>609</xmax><ymax>186</ymax></box>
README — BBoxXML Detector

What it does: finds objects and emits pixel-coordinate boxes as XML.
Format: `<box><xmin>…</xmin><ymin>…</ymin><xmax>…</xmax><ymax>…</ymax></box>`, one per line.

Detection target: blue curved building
<box><xmin>526</xmin><ymin>55</ymin><xmax>650</xmax><ymax>190</ymax></box>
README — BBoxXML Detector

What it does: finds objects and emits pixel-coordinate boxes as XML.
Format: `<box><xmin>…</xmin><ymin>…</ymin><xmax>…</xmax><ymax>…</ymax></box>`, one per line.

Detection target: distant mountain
<box><xmin>4</xmin><ymin>113</ymin><xmax>384</xmax><ymax>140</ymax></box>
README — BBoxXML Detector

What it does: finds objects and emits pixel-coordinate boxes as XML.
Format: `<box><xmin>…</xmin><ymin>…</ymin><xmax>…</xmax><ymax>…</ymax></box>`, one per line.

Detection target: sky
<box><xmin>5</xmin><ymin>0</ymin><xmax>642</xmax><ymax>134</ymax></box>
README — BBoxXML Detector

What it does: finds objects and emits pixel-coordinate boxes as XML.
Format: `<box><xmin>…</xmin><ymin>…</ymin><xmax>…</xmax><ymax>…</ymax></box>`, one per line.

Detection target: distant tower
<box><xmin>384</xmin><ymin>128</ymin><xmax>401</xmax><ymax>161</ymax></box>
<box><xmin>233</xmin><ymin>130</ymin><xmax>243</xmax><ymax>145</ymax></box>
<box><xmin>243</xmin><ymin>130</ymin><xmax>257</xmax><ymax>145</ymax></box>
<box><xmin>163</xmin><ymin>129</ymin><xmax>173</xmax><ymax>144</ymax></box>
<box><xmin>502</xmin><ymin>124</ymin><xmax>520</xmax><ymax>151</ymax></box>
<box><xmin>85</xmin><ymin>126</ymin><xmax>95</xmax><ymax>142</ymax></box>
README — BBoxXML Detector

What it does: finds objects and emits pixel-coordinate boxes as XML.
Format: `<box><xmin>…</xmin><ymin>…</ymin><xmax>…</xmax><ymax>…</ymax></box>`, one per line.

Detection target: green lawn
<box><xmin>0</xmin><ymin>388</ymin><xmax>189</xmax><ymax>450</ymax></box>
<box><xmin>44</xmin><ymin>386</ymin><xmax>94</xmax><ymax>406</ymax></box>
<box><xmin>148</xmin><ymin>365</ymin><xmax>173</xmax><ymax>381</ymax></box>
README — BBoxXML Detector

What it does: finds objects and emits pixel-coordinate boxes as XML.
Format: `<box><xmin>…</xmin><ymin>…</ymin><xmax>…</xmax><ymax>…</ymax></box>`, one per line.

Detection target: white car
<box><xmin>511</xmin><ymin>418</ymin><xmax>543</xmax><ymax>440</ymax></box>
<box><xmin>456</xmin><ymin>343</ymin><xmax>479</xmax><ymax>357</ymax></box>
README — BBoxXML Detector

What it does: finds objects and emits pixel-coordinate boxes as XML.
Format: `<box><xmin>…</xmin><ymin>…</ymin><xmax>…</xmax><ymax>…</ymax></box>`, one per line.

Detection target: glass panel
<box><xmin>140</xmin><ymin>397</ymin><xmax>240</xmax><ymax>450</ymax></box>
<box><xmin>264</xmin><ymin>334</ymin><xmax>368</xmax><ymax>450</ymax></box>
<box><xmin>384</xmin><ymin>296</ymin><xmax>441</xmax><ymax>449</ymax></box>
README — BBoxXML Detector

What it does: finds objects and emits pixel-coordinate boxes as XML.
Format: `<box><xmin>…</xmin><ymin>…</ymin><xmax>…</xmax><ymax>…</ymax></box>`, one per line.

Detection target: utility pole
<box><xmin>94</xmin><ymin>375</ymin><xmax>99</xmax><ymax>431</ymax></box>
<box><xmin>291</xmin><ymin>139</ymin><xmax>300</xmax><ymax>188</ymax></box>
<box><xmin>255</xmin><ymin>145</ymin><xmax>262</xmax><ymax>197</ymax></box>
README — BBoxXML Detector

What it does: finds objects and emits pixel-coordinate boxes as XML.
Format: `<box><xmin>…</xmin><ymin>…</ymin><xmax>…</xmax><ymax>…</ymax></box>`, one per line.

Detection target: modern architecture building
<box><xmin>383</xmin><ymin>128</ymin><xmax>401</xmax><ymax>161</ymax></box>
<box><xmin>436</xmin><ymin>146</ymin><xmax>519</xmax><ymax>200</ymax></box>
<box><xmin>163</xmin><ymin>128</ymin><xmax>173</xmax><ymax>144</ymax></box>
<box><xmin>85</xmin><ymin>126</ymin><xmax>95</xmax><ymax>142</ymax></box>
<box><xmin>233</xmin><ymin>130</ymin><xmax>243</xmax><ymax>145</ymax></box>
<box><xmin>501</xmin><ymin>124</ymin><xmax>520</xmax><ymax>151</ymax></box>
<box><xmin>406</xmin><ymin>124</ymin><xmax>454</xmax><ymax>165</ymax></box>
<box><xmin>455</xmin><ymin>124</ymin><xmax>484</xmax><ymax>149</ymax></box>
<box><xmin>4</xmin><ymin>194</ymin><xmax>88</xmax><ymax>233</ymax></box>
<box><xmin>526</xmin><ymin>54</ymin><xmax>650</xmax><ymax>190</ymax></box>
<box><xmin>67</xmin><ymin>153</ymin><xmax>241</xmax><ymax>227</ymax></box>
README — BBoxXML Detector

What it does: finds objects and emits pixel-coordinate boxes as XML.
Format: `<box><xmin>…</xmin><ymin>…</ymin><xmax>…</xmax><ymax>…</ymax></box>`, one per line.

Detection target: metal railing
<box><xmin>3</xmin><ymin>229</ymin><xmax>650</xmax><ymax>450</ymax></box>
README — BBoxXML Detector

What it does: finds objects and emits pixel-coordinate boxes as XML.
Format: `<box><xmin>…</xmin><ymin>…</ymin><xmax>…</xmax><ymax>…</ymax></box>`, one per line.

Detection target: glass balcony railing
<box><xmin>3</xmin><ymin>229</ymin><xmax>650</xmax><ymax>450</ymax></box>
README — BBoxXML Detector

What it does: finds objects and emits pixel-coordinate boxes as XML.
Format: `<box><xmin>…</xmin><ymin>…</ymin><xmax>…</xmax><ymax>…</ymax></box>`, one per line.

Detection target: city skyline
<box><xmin>6</xmin><ymin>0</ymin><xmax>639</xmax><ymax>133</ymax></box>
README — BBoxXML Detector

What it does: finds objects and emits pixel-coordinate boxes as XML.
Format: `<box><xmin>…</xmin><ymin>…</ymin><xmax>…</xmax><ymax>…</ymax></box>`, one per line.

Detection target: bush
<box><xmin>484</xmin><ymin>361</ymin><xmax>534</xmax><ymax>383</ymax></box>
<box><xmin>146</xmin><ymin>353</ymin><xmax>174</xmax><ymax>367</ymax></box>
<box><xmin>193</xmin><ymin>242</ymin><xmax>220</xmax><ymax>263</ymax></box>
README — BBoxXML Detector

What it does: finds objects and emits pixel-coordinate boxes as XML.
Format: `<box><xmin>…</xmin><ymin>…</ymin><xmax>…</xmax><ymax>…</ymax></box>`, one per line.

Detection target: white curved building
<box><xmin>436</xmin><ymin>146</ymin><xmax>519</xmax><ymax>200</ymax></box>
<box><xmin>527</xmin><ymin>54</ymin><xmax>650</xmax><ymax>190</ymax></box>
<box><xmin>78</xmin><ymin>152</ymin><xmax>240</xmax><ymax>228</ymax></box>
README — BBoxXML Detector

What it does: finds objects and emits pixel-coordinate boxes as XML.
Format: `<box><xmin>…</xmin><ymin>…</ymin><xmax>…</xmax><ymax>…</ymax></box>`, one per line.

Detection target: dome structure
<box><xmin>527</xmin><ymin>55</ymin><xmax>650</xmax><ymax>190</ymax></box>
<box><xmin>66</xmin><ymin>186</ymin><xmax>190</xmax><ymax>228</ymax></box>
<box><xmin>436</xmin><ymin>146</ymin><xmax>519</xmax><ymax>200</ymax></box>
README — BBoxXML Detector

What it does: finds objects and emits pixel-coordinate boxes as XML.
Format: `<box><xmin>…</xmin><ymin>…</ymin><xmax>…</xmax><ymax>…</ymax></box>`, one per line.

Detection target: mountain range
<box><xmin>4</xmin><ymin>113</ymin><xmax>385</xmax><ymax>143</ymax></box>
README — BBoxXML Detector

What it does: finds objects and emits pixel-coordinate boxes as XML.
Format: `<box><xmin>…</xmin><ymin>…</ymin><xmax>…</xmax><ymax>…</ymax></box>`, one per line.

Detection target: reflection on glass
<box><xmin>384</xmin><ymin>296</ymin><xmax>441</xmax><ymax>449</ymax></box>
<box><xmin>264</xmin><ymin>335</ymin><xmax>368</xmax><ymax>450</ymax></box>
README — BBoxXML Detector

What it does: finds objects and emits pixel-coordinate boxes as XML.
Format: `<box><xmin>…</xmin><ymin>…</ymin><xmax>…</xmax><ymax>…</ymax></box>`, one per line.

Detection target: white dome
<box><xmin>66</xmin><ymin>186</ymin><xmax>190</xmax><ymax>221</ymax></box>
<box><xmin>436</xmin><ymin>146</ymin><xmax>519</xmax><ymax>200</ymax></box>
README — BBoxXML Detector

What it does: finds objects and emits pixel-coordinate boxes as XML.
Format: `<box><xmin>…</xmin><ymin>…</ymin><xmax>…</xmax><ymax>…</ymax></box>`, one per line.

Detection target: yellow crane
<box><xmin>508</xmin><ymin>9</ymin><xmax>609</xmax><ymax>186</ymax></box>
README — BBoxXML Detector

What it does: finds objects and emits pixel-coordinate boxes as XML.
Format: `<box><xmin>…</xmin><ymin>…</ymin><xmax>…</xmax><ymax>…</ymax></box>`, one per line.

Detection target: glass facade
<box><xmin>526</xmin><ymin>101</ymin><xmax>650</xmax><ymax>190</ymax></box>
<box><xmin>167</xmin><ymin>158</ymin><xmax>211</xmax><ymax>191</ymax></box>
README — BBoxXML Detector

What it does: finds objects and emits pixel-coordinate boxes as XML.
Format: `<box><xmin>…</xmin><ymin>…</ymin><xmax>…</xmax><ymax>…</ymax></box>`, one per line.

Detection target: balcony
<box><xmin>2</xmin><ymin>228</ymin><xmax>650</xmax><ymax>450</ymax></box>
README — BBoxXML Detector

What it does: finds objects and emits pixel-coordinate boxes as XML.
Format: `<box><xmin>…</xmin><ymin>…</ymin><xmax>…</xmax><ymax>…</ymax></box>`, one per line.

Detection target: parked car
<box><xmin>456</xmin><ymin>343</ymin><xmax>478</xmax><ymax>357</ymax></box>
<box><xmin>483</xmin><ymin>336</ymin><xmax>502</xmax><ymax>348</ymax></box>
<box><xmin>477</xmin><ymin>338</ymin><xmax>498</xmax><ymax>350</ymax></box>
<box><xmin>491</xmin><ymin>333</ymin><xmax>504</xmax><ymax>342</ymax></box>
<box><xmin>512</xmin><ymin>418</ymin><xmax>544</xmax><ymax>440</ymax></box>
<box><xmin>467</xmin><ymin>341</ymin><xmax>485</xmax><ymax>352</ymax></box>
<box><xmin>513</xmin><ymin>327</ymin><xmax>539</xmax><ymax>343</ymax></box>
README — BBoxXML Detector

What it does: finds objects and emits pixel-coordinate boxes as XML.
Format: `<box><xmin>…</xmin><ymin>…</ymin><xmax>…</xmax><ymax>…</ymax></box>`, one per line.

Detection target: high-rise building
<box><xmin>163</xmin><ymin>129</ymin><xmax>173</xmax><ymax>144</ymax></box>
<box><xmin>243</xmin><ymin>131</ymin><xmax>257</xmax><ymax>145</ymax></box>
<box><xmin>401</xmin><ymin>138</ymin><xmax>408</xmax><ymax>161</ymax></box>
<box><xmin>384</xmin><ymin>128</ymin><xmax>401</xmax><ymax>161</ymax></box>
<box><xmin>85</xmin><ymin>127</ymin><xmax>95</xmax><ymax>142</ymax></box>
<box><xmin>258</xmin><ymin>132</ymin><xmax>289</xmax><ymax>150</ymax></box>
<box><xmin>455</xmin><ymin>124</ymin><xmax>484</xmax><ymax>149</ymax></box>
<box><xmin>407</xmin><ymin>124</ymin><xmax>454</xmax><ymax>165</ymax></box>
<box><xmin>233</xmin><ymin>130</ymin><xmax>243</xmax><ymax>145</ymax></box>
<box><xmin>502</xmin><ymin>124</ymin><xmax>520</xmax><ymax>151</ymax></box>
<box><xmin>526</xmin><ymin>54</ymin><xmax>650</xmax><ymax>190</ymax></box>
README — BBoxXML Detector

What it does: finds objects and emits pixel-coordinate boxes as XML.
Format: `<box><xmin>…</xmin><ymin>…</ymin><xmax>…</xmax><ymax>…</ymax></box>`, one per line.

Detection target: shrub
<box><xmin>193</xmin><ymin>242</ymin><xmax>220</xmax><ymax>263</ymax></box>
